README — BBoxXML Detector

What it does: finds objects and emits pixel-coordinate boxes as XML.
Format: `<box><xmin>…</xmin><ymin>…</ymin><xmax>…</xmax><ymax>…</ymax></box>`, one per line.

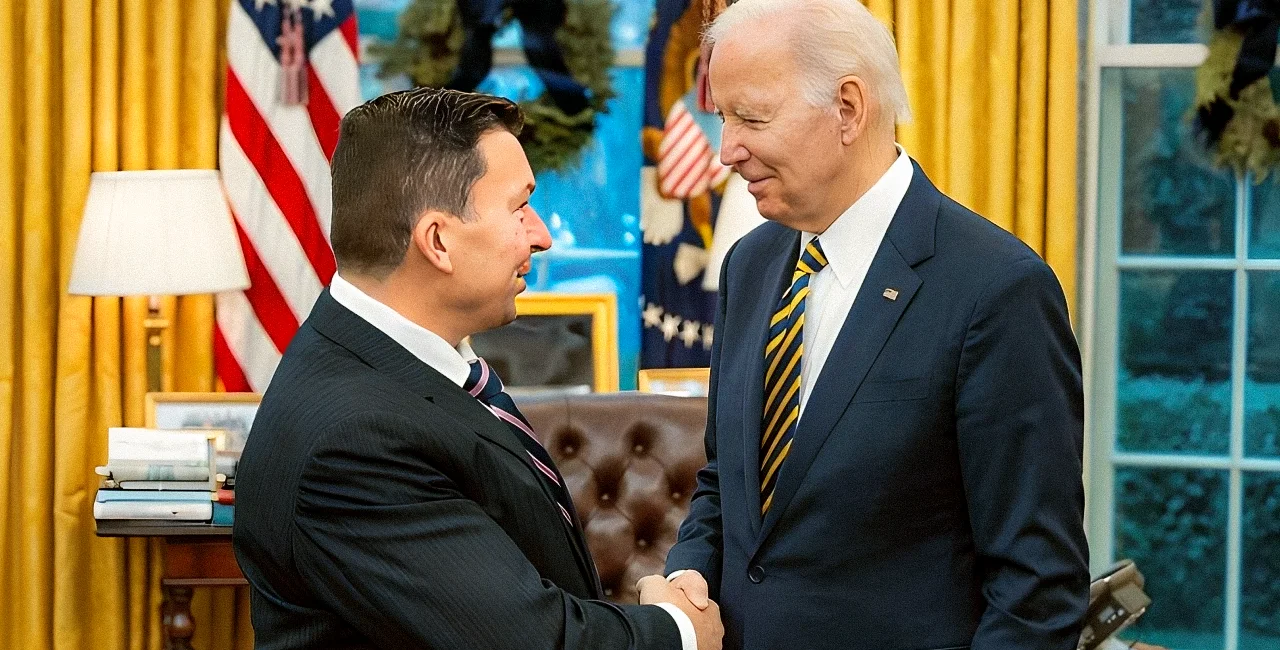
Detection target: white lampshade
<box><xmin>68</xmin><ymin>170</ymin><xmax>250</xmax><ymax>296</ymax></box>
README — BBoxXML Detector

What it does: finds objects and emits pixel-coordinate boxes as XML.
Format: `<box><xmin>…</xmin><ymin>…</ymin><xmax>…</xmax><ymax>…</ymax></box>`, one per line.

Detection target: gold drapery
<box><xmin>866</xmin><ymin>0</ymin><xmax>1080</xmax><ymax>314</ymax></box>
<box><xmin>1</xmin><ymin>0</ymin><xmax>249</xmax><ymax>648</ymax></box>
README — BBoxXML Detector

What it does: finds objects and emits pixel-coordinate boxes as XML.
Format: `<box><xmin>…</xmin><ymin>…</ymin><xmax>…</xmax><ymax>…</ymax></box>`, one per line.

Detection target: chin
<box><xmin>754</xmin><ymin>199</ymin><xmax>792</xmax><ymax>225</ymax></box>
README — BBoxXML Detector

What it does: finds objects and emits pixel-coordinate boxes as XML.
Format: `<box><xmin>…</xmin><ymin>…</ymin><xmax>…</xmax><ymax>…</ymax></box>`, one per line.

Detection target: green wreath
<box><xmin>1193</xmin><ymin>3</ymin><xmax>1280</xmax><ymax>181</ymax></box>
<box><xmin>371</xmin><ymin>0</ymin><xmax>616</xmax><ymax>174</ymax></box>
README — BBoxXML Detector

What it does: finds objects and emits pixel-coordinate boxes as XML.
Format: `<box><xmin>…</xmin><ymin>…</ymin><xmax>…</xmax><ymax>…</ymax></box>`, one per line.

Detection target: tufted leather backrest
<box><xmin>518</xmin><ymin>392</ymin><xmax>709</xmax><ymax>604</ymax></box>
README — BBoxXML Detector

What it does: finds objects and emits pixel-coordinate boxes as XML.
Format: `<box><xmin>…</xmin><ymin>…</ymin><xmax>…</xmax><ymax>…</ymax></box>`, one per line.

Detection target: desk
<box><xmin>96</xmin><ymin>521</ymin><xmax>245</xmax><ymax>650</ymax></box>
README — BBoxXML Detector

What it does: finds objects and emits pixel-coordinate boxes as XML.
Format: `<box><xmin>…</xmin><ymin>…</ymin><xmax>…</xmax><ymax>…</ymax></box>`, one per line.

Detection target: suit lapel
<box><xmin>753</xmin><ymin>161</ymin><xmax>941</xmax><ymax>547</ymax></box>
<box><xmin>308</xmin><ymin>290</ymin><xmax>601</xmax><ymax>589</ymax></box>
<box><xmin>308</xmin><ymin>290</ymin><xmax>531</xmax><ymax>463</ymax></box>
<box><xmin>739</xmin><ymin>229</ymin><xmax>801</xmax><ymax>536</ymax></box>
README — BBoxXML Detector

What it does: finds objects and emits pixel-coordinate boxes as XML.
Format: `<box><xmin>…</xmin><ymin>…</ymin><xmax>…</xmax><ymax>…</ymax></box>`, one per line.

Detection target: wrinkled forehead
<box><xmin>708</xmin><ymin>31</ymin><xmax>799</xmax><ymax>110</ymax></box>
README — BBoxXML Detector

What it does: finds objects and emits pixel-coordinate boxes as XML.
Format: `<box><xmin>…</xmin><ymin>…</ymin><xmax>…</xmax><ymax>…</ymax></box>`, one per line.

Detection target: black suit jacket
<box><xmin>666</xmin><ymin>161</ymin><xmax>1090</xmax><ymax>650</ymax></box>
<box><xmin>233</xmin><ymin>290</ymin><xmax>681</xmax><ymax>649</ymax></box>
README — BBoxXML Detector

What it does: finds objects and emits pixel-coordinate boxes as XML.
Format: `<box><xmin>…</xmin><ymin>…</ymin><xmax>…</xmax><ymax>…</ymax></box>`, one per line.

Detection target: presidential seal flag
<box><xmin>640</xmin><ymin>0</ymin><xmax>763</xmax><ymax>369</ymax></box>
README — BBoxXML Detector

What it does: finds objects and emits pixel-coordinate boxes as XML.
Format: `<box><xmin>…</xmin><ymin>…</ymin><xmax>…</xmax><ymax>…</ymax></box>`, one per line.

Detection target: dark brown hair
<box><xmin>329</xmin><ymin>87</ymin><xmax>524</xmax><ymax>276</ymax></box>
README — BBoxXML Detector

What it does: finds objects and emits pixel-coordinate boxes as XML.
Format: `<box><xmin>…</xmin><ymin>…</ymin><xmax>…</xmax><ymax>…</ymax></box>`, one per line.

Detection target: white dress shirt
<box><xmin>328</xmin><ymin>273</ymin><xmax>697</xmax><ymax>650</ymax></box>
<box><xmin>797</xmin><ymin>146</ymin><xmax>914</xmax><ymax>418</ymax></box>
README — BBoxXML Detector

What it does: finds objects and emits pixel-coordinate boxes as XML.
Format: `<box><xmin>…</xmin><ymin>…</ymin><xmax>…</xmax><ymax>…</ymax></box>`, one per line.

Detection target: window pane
<box><xmin>1243</xmin><ymin>472</ymin><xmax>1280</xmax><ymax>649</ymax></box>
<box><xmin>1130</xmin><ymin>0</ymin><xmax>1206</xmax><ymax>44</ymax></box>
<box><xmin>1115</xmin><ymin>467</ymin><xmax>1226</xmax><ymax>647</ymax></box>
<box><xmin>1247</xmin><ymin>272</ymin><xmax>1280</xmax><ymax>457</ymax></box>
<box><xmin>1116</xmin><ymin>68</ymin><xmax>1235</xmax><ymax>256</ymax></box>
<box><xmin>1118</xmin><ymin>271</ymin><xmax>1233</xmax><ymax>454</ymax></box>
<box><xmin>1251</xmin><ymin>175</ymin><xmax>1280</xmax><ymax>259</ymax></box>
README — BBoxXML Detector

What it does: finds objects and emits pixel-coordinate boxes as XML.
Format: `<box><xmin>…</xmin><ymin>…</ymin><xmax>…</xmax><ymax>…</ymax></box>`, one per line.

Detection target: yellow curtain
<box><xmin>865</xmin><ymin>0</ymin><xmax>1080</xmax><ymax>316</ymax></box>
<box><xmin>0</xmin><ymin>0</ymin><xmax>249</xmax><ymax>648</ymax></box>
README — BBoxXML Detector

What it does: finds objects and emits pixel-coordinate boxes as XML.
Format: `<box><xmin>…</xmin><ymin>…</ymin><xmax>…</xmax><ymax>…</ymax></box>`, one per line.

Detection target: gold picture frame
<box><xmin>467</xmin><ymin>292</ymin><xmax>620</xmax><ymax>393</ymax></box>
<box><xmin>637</xmin><ymin>367</ymin><xmax>711</xmax><ymax>397</ymax></box>
<box><xmin>145</xmin><ymin>392</ymin><xmax>262</xmax><ymax>452</ymax></box>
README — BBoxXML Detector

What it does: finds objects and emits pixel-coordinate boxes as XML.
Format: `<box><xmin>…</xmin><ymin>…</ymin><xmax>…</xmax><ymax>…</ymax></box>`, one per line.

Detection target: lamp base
<box><xmin>144</xmin><ymin>296</ymin><xmax>170</xmax><ymax>394</ymax></box>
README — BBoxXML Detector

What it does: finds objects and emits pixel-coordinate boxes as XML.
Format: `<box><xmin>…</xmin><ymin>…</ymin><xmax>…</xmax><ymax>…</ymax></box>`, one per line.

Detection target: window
<box><xmin>1085</xmin><ymin>2</ymin><xmax>1280</xmax><ymax>649</ymax></box>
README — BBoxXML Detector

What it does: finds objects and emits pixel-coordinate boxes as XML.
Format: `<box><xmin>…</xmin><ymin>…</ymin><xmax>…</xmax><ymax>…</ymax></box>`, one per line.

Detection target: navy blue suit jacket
<box><xmin>666</xmin><ymin>162</ymin><xmax>1090</xmax><ymax>650</ymax></box>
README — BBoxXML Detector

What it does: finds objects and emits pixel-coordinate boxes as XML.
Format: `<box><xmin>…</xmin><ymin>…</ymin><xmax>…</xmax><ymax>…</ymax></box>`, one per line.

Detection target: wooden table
<box><xmin>96</xmin><ymin>521</ymin><xmax>245</xmax><ymax>650</ymax></box>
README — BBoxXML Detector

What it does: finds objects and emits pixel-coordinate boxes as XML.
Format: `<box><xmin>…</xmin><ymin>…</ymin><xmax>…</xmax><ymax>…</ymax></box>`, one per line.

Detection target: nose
<box><xmin>526</xmin><ymin>206</ymin><xmax>553</xmax><ymax>253</ymax></box>
<box><xmin>719</xmin><ymin>124</ymin><xmax>749</xmax><ymax>168</ymax></box>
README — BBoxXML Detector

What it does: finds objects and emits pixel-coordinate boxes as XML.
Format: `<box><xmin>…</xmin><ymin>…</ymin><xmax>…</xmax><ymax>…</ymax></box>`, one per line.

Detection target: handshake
<box><xmin>637</xmin><ymin>571</ymin><xmax>725</xmax><ymax>650</ymax></box>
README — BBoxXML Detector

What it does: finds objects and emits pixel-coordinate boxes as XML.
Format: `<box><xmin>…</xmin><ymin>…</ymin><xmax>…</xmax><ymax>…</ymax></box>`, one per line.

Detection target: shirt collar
<box><xmin>800</xmin><ymin>145</ymin><xmax>914</xmax><ymax>288</ymax></box>
<box><xmin>328</xmin><ymin>273</ymin><xmax>476</xmax><ymax>388</ymax></box>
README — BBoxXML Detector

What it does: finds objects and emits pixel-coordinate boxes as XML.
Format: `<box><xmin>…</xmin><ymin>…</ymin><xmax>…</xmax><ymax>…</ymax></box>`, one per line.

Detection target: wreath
<box><xmin>1193</xmin><ymin>0</ymin><xmax>1280</xmax><ymax>181</ymax></box>
<box><xmin>371</xmin><ymin>0</ymin><xmax>617</xmax><ymax>174</ymax></box>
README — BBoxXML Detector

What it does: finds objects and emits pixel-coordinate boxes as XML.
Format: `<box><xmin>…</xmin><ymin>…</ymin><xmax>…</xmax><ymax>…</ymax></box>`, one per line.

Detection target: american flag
<box><xmin>216</xmin><ymin>0</ymin><xmax>361</xmax><ymax>391</ymax></box>
<box><xmin>657</xmin><ymin>98</ymin><xmax>730</xmax><ymax>199</ymax></box>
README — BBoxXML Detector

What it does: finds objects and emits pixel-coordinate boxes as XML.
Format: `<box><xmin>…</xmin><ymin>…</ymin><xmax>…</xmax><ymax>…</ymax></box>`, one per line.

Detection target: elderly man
<box><xmin>234</xmin><ymin>88</ymin><xmax>722</xmax><ymax>650</ymax></box>
<box><xmin>648</xmin><ymin>0</ymin><xmax>1091</xmax><ymax>648</ymax></box>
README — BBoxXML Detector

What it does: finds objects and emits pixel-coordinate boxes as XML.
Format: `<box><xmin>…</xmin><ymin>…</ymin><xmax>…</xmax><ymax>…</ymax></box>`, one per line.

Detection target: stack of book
<box><xmin>93</xmin><ymin>428</ymin><xmax>236</xmax><ymax>527</ymax></box>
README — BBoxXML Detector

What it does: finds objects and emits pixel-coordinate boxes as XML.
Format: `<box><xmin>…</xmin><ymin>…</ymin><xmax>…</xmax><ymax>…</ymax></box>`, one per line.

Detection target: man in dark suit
<box><xmin>657</xmin><ymin>1</ymin><xmax>1091</xmax><ymax>648</ymax></box>
<box><xmin>233</xmin><ymin>88</ymin><xmax>722</xmax><ymax>649</ymax></box>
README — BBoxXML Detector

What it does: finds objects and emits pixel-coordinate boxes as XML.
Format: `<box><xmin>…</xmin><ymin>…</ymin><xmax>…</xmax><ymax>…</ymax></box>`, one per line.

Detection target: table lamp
<box><xmin>68</xmin><ymin>170</ymin><xmax>250</xmax><ymax>392</ymax></box>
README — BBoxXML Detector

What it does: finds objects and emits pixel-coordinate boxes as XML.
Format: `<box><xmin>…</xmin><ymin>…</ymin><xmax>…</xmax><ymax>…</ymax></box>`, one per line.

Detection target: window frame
<box><xmin>1083</xmin><ymin>2</ymin><xmax>1280</xmax><ymax>648</ymax></box>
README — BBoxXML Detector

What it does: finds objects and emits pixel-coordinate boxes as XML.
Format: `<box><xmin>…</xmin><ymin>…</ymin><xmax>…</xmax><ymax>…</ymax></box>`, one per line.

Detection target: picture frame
<box><xmin>467</xmin><ymin>292</ymin><xmax>620</xmax><ymax>394</ymax></box>
<box><xmin>637</xmin><ymin>367</ymin><xmax>711</xmax><ymax>397</ymax></box>
<box><xmin>145</xmin><ymin>392</ymin><xmax>262</xmax><ymax>453</ymax></box>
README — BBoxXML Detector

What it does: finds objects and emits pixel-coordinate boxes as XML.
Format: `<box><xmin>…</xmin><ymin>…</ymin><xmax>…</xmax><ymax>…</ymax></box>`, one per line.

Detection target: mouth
<box><xmin>745</xmin><ymin>177</ymin><xmax>771</xmax><ymax>194</ymax></box>
<box><xmin>516</xmin><ymin>261</ymin><xmax>532</xmax><ymax>280</ymax></box>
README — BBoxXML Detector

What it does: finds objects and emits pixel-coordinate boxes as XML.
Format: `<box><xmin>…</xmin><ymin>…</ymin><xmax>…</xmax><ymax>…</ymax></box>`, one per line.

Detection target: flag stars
<box><xmin>643</xmin><ymin>302</ymin><xmax>664</xmax><ymax>329</ymax></box>
<box><xmin>253</xmin><ymin>0</ymin><xmax>277</xmax><ymax>10</ymax></box>
<box><xmin>308</xmin><ymin>0</ymin><xmax>336</xmax><ymax>19</ymax></box>
<box><xmin>660</xmin><ymin>313</ymin><xmax>681</xmax><ymax>342</ymax></box>
<box><xmin>701</xmin><ymin>324</ymin><xmax>714</xmax><ymax>351</ymax></box>
<box><xmin>679</xmin><ymin>320</ymin><xmax>701</xmax><ymax>349</ymax></box>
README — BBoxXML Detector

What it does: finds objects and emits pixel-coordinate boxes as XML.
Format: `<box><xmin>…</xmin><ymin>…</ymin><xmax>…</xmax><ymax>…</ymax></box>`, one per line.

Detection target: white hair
<box><xmin>705</xmin><ymin>0</ymin><xmax>912</xmax><ymax>127</ymax></box>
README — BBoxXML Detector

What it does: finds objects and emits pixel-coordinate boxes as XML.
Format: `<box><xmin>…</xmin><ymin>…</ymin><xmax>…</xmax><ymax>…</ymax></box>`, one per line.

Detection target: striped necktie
<box><xmin>465</xmin><ymin>358</ymin><xmax>576</xmax><ymax>525</ymax></box>
<box><xmin>760</xmin><ymin>238</ymin><xmax>827</xmax><ymax>514</ymax></box>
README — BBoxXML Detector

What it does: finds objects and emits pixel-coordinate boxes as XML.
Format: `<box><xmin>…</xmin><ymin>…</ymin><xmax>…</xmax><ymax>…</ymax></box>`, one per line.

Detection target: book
<box><xmin>100</xmin><ymin>454</ymin><xmax>237</xmax><ymax>481</ymax></box>
<box><xmin>118</xmin><ymin>480</ymin><xmax>216</xmax><ymax>491</ymax></box>
<box><xmin>215</xmin><ymin>488</ymin><xmax>235</xmax><ymax>505</ymax></box>
<box><xmin>108</xmin><ymin>428</ymin><xmax>210</xmax><ymax>464</ymax></box>
<box><xmin>101</xmin><ymin>462</ymin><xmax>210</xmax><ymax>481</ymax></box>
<box><xmin>96</xmin><ymin>490</ymin><xmax>212</xmax><ymax>503</ymax></box>
<box><xmin>212</xmin><ymin>503</ymin><xmax>234</xmax><ymax>526</ymax></box>
<box><xmin>93</xmin><ymin>500</ymin><xmax>212</xmax><ymax>521</ymax></box>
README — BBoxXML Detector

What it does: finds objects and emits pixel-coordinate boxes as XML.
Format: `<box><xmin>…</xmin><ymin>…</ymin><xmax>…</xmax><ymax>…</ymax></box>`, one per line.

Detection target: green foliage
<box><xmin>1117</xmin><ymin>468</ymin><xmax>1228</xmax><ymax>634</ymax></box>
<box><xmin>1117</xmin><ymin>387</ymin><xmax>1229</xmax><ymax>454</ymax></box>
<box><xmin>370</xmin><ymin>0</ymin><xmax>616</xmax><ymax>174</ymax></box>
<box><xmin>1115</xmin><ymin>394</ymin><xmax>1280</xmax><ymax>638</ymax></box>
<box><xmin>1247</xmin><ymin>405</ymin><xmax>1280</xmax><ymax>456</ymax></box>
<box><xmin>1130</xmin><ymin>0</ymin><xmax>1204</xmax><ymax>44</ymax></box>
<box><xmin>1243</xmin><ymin>475</ymin><xmax>1280</xmax><ymax>637</ymax></box>
<box><xmin>368</xmin><ymin>0</ymin><xmax>462</xmax><ymax>88</ymax></box>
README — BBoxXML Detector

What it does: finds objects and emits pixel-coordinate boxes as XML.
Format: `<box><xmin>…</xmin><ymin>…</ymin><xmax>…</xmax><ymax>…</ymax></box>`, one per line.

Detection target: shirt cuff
<box><xmin>665</xmin><ymin>570</ymin><xmax>688</xmax><ymax>581</ymax></box>
<box><xmin>651</xmin><ymin>602</ymin><xmax>697</xmax><ymax>650</ymax></box>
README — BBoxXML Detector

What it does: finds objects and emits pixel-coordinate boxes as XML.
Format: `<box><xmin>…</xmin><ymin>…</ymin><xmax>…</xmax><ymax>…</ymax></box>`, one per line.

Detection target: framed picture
<box><xmin>637</xmin><ymin>368</ymin><xmax>711</xmax><ymax>397</ymax></box>
<box><xmin>145</xmin><ymin>392</ymin><xmax>261</xmax><ymax>452</ymax></box>
<box><xmin>467</xmin><ymin>293</ymin><xmax>620</xmax><ymax>395</ymax></box>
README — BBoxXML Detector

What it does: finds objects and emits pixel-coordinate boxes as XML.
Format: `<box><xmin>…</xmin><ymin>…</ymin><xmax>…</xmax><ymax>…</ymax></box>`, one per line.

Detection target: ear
<box><xmin>836</xmin><ymin>75</ymin><xmax>871</xmax><ymax>146</ymax></box>
<box><xmin>410</xmin><ymin>210</ymin><xmax>454</xmax><ymax>275</ymax></box>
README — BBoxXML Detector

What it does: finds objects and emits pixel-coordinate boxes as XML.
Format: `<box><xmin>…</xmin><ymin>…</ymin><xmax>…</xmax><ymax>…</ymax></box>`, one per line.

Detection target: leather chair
<box><xmin>519</xmin><ymin>392</ymin><xmax>709</xmax><ymax>604</ymax></box>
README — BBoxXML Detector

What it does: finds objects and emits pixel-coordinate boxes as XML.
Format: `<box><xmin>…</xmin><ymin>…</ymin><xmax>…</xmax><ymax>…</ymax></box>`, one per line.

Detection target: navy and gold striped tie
<box><xmin>760</xmin><ymin>238</ymin><xmax>827</xmax><ymax>514</ymax></box>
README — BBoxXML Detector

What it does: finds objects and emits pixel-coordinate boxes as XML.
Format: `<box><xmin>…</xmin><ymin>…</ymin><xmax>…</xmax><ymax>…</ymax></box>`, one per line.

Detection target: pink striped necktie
<box><xmin>464</xmin><ymin>358</ymin><xmax>575</xmax><ymax>525</ymax></box>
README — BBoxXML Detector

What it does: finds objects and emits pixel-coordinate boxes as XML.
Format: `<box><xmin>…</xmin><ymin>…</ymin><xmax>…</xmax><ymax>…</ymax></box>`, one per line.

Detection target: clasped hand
<box><xmin>637</xmin><ymin>570</ymin><xmax>723</xmax><ymax>650</ymax></box>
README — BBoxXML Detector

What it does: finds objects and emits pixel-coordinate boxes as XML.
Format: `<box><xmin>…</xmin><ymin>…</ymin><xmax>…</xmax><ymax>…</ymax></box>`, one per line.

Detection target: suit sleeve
<box><xmin>664</xmin><ymin>240</ymin><xmax>736</xmax><ymax>598</ymax></box>
<box><xmin>955</xmin><ymin>257</ymin><xmax>1091</xmax><ymax>650</ymax></box>
<box><xmin>290</xmin><ymin>412</ymin><xmax>682</xmax><ymax>650</ymax></box>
